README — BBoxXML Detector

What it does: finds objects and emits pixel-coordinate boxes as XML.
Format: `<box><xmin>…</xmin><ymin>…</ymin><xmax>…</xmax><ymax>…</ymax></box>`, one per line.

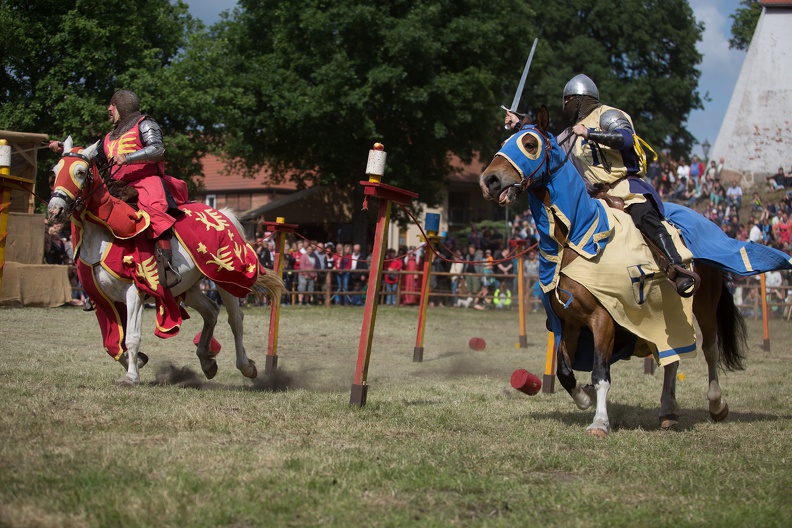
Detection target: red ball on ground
<box><xmin>511</xmin><ymin>368</ymin><xmax>542</xmax><ymax>395</ymax></box>
<box><xmin>468</xmin><ymin>337</ymin><xmax>487</xmax><ymax>351</ymax></box>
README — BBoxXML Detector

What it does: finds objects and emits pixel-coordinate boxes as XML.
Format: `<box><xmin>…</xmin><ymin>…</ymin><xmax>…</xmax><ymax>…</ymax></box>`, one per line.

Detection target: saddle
<box><xmin>595</xmin><ymin>191</ymin><xmax>700</xmax><ymax>297</ymax></box>
<box><xmin>106</xmin><ymin>179</ymin><xmax>139</xmax><ymax>204</ymax></box>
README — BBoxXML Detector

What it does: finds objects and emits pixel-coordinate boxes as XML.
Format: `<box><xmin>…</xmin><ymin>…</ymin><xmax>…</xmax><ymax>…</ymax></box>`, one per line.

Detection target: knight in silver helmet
<box><xmin>562</xmin><ymin>73</ymin><xmax>698</xmax><ymax>297</ymax></box>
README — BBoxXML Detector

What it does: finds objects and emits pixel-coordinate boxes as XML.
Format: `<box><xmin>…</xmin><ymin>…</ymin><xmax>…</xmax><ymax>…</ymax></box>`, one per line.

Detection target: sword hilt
<box><xmin>501</xmin><ymin>106</ymin><xmax>526</xmax><ymax>130</ymax></box>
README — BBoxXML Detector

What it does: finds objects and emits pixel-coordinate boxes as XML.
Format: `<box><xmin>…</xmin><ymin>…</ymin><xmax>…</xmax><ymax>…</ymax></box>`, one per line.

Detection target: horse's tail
<box><xmin>716</xmin><ymin>279</ymin><xmax>748</xmax><ymax>371</ymax></box>
<box><xmin>253</xmin><ymin>268</ymin><xmax>285</xmax><ymax>304</ymax></box>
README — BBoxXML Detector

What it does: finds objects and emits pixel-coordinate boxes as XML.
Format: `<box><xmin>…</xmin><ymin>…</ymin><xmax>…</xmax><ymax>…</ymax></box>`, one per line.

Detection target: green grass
<box><xmin>1</xmin><ymin>305</ymin><xmax>791</xmax><ymax>527</ymax></box>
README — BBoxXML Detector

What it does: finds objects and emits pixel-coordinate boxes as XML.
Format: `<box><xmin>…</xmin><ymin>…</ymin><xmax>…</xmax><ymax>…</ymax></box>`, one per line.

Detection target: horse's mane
<box><xmin>218</xmin><ymin>207</ymin><xmax>248</xmax><ymax>243</ymax></box>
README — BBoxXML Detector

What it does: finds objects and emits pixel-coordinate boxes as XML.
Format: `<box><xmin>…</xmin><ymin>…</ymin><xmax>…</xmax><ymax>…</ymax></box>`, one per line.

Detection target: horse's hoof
<box><xmin>201</xmin><ymin>360</ymin><xmax>218</xmax><ymax>380</ymax></box>
<box><xmin>114</xmin><ymin>376</ymin><xmax>138</xmax><ymax>387</ymax></box>
<box><xmin>586</xmin><ymin>427</ymin><xmax>608</xmax><ymax>438</ymax></box>
<box><xmin>710</xmin><ymin>402</ymin><xmax>729</xmax><ymax>422</ymax></box>
<box><xmin>119</xmin><ymin>351</ymin><xmax>149</xmax><ymax>370</ymax></box>
<box><xmin>239</xmin><ymin>360</ymin><xmax>258</xmax><ymax>379</ymax></box>
<box><xmin>659</xmin><ymin>414</ymin><xmax>679</xmax><ymax>430</ymax></box>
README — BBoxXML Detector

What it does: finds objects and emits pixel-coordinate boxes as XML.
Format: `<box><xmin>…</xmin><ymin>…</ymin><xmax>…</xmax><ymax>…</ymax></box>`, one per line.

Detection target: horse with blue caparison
<box><xmin>480</xmin><ymin>107</ymin><xmax>792</xmax><ymax>437</ymax></box>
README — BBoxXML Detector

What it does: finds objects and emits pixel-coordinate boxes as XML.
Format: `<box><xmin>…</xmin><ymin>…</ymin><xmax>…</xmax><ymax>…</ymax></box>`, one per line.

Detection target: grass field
<box><xmin>1</xmin><ymin>304</ymin><xmax>791</xmax><ymax>527</ymax></box>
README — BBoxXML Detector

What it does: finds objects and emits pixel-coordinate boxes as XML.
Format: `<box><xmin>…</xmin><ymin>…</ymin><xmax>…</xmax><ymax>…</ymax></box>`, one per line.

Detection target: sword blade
<box><xmin>509</xmin><ymin>38</ymin><xmax>539</xmax><ymax>112</ymax></box>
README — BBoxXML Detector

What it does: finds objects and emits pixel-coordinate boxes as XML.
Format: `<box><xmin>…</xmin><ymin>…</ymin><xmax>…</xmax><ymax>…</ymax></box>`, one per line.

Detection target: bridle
<box><xmin>51</xmin><ymin>151</ymin><xmax>103</xmax><ymax>217</ymax></box>
<box><xmin>498</xmin><ymin>125</ymin><xmax>560</xmax><ymax>198</ymax></box>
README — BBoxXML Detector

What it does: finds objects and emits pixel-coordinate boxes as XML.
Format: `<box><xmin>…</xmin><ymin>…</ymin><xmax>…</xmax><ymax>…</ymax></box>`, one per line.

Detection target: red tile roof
<box><xmin>761</xmin><ymin>1</ymin><xmax>792</xmax><ymax>6</ymax></box>
<box><xmin>447</xmin><ymin>154</ymin><xmax>486</xmax><ymax>184</ymax></box>
<box><xmin>196</xmin><ymin>153</ymin><xmax>486</xmax><ymax>192</ymax></box>
<box><xmin>195</xmin><ymin>155</ymin><xmax>298</xmax><ymax>193</ymax></box>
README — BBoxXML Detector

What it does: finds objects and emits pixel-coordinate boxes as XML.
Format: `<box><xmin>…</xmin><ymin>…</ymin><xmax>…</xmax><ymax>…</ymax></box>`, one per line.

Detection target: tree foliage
<box><xmin>0</xmin><ymin>0</ymin><xmax>219</xmax><ymax>190</ymax></box>
<box><xmin>1</xmin><ymin>0</ymin><xmax>706</xmax><ymax>207</ymax></box>
<box><xmin>729</xmin><ymin>0</ymin><xmax>762</xmax><ymax>51</ymax></box>
<box><xmin>215</xmin><ymin>0</ymin><xmax>535</xmax><ymax>206</ymax></box>
<box><xmin>214</xmin><ymin>0</ymin><xmax>704</xmax><ymax>204</ymax></box>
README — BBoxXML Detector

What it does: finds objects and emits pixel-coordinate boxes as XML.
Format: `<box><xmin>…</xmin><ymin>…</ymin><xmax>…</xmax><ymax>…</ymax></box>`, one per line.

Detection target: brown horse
<box><xmin>480</xmin><ymin>108</ymin><xmax>747</xmax><ymax>437</ymax></box>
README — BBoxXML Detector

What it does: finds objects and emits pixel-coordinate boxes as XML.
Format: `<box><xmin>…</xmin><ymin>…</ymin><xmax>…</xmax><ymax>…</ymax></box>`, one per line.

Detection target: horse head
<box><xmin>47</xmin><ymin>137</ymin><xmax>101</xmax><ymax>224</ymax></box>
<box><xmin>480</xmin><ymin>106</ymin><xmax>557</xmax><ymax>207</ymax></box>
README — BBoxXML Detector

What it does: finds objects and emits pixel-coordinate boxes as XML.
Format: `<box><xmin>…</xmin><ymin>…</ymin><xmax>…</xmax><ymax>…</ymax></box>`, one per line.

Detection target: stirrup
<box><xmin>666</xmin><ymin>264</ymin><xmax>700</xmax><ymax>298</ymax></box>
<box><xmin>155</xmin><ymin>247</ymin><xmax>181</xmax><ymax>288</ymax></box>
<box><xmin>82</xmin><ymin>298</ymin><xmax>95</xmax><ymax>312</ymax></box>
<box><xmin>163</xmin><ymin>263</ymin><xmax>182</xmax><ymax>288</ymax></box>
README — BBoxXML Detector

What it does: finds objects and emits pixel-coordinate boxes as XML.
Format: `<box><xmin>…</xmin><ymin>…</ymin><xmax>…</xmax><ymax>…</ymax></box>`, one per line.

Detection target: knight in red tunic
<box><xmin>50</xmin><ymin>90</ymin><xmax>188</xmax><ymax>288</ymax></box>
<box><xmin>102</xmin><ymin>90</ymin><xmax>187</xmax><ymax>287</ymax></box>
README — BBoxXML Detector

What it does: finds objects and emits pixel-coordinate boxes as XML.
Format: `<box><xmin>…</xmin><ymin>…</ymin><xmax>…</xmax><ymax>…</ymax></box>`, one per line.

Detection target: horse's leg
<box><xmin>557</xmin><ymin>324</ymin><xmax>595</xmax><ymax>410</ymax></box>
<box><xmin>184</xmin><ymin>284</ymin><xmax>221</xmax><ymax>380</ymax></box>
<box><xmin>217</xmin><ymin>286</ymin><xmax>257</xmax><ymax>379</ymax></box>
<box><xmin>587</xmin><ymin>310</ymin><xmax>615</xmax><ymax>438</ymax></box>
<box><xmin>117</xmin><ymin>287</ymin><xmax>145</xmax><ymax>387</ymax></box>
<box><xmin>694</xmin><ymin>266</ymin><xmax>729</xmax><ymax>421</ymax></box>
<box><xmin>659</xmin><ymin>361</ymin><xmax>680</xmax><ymax>429</ymax></box>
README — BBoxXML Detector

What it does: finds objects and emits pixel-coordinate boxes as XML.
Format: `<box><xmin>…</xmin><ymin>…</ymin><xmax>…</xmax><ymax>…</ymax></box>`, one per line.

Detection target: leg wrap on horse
<box><xmin>628</xmin><ymin>202</ymin><xmax>699</xmax><ymax>298</ymax></box>
<box><xmin>155</xmin><ymin>231</ymin><xmax>181</xmax><ymax>288</ymax></box>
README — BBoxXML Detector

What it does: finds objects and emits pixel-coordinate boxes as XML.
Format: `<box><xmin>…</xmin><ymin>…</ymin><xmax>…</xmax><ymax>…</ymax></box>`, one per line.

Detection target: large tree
<box><xmin>536</xmin><ymin>0</ymin><xmax>703</xmax><ymax>157</ymax></box>
<box><xmin>215</xmin><ymin>0</ymin><xmax>535</xmax><ymax>206</ymax></box>
<box><xmin>0</xmin><ymin>0</ymin><xmax>218</xmax><ymax>194</ymax></box>
<box><xmin>213</xmin><ymin>0</ymin><xmax>704</xmax><ymax>206</ymax></box>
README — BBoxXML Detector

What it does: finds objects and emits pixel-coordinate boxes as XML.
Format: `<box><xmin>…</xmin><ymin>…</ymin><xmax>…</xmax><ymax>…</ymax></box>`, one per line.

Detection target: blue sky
<box><xmin>184</xmin><ymin>0</ymin><xmax>748</xmax><ymax>158</ymax></box>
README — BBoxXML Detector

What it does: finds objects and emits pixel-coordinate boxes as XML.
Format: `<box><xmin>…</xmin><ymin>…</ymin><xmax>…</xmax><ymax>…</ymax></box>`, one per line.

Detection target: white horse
<box><xmin>47</xmin><ymin>137</ymin><xmax>283</xmax><ymax>386</ymax></box>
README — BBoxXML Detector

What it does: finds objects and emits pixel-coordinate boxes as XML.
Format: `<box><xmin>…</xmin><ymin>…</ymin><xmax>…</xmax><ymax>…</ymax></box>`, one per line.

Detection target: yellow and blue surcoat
<box><xmin>496</xmin><ymin>130</ymin><xmax>613</xmax><ymax>292</ymax></box>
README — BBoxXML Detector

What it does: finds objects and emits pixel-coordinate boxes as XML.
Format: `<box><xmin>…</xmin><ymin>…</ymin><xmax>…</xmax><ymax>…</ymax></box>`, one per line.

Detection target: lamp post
<box><xmin>701</xmin><ymin>139</ymin><xmax>711</xmax><ymax>161</ymax></box>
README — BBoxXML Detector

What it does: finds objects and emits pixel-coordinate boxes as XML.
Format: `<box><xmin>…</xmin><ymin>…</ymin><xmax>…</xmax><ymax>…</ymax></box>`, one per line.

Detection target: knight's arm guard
<box><xmin>587</xmin><ymin>109</ymin><xmax>635</xmax><ymax>150</ymax></box>
<box><xmin>124</xmin><ymin>118</ymin><xmax>166</xmax><ymax>164</ymax></box>
<box><xmin>587</xmin><ymin>129</ymin><xmax>633</xmax><ymax>149</ymax></box>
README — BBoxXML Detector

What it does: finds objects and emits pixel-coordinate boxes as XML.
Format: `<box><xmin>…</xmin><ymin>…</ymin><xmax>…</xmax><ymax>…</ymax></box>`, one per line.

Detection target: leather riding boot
<box><xmin>155</xmin><ymin>237</ymin><xmax>181</xmax><ymax>288</ymax></box>
<box><xmin>653</xmin><ymin>232</ymin><xmax>699</xmax><ymax>298</ymax></box>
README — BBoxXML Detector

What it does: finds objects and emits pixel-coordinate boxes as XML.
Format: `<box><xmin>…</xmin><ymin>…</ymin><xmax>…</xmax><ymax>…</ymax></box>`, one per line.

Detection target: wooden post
<box><xmin>644</xmin><ymin>356</ymin><xmax>656</xmax><ymax>375</ymax></box>
<box><xmin>510</xmin><ymin>239</ymin><xmax>529</xmax><ymax>348</ymax></box>
<box><xmin>262</xmin><ymin>217</ymin><xmax>298</xmax><ymax>373</ymax></box>
<box><xmin>542</xmin><ymin>331</ymin><xmax>556</xmax><ymax>394</ymax></box>
<box><xmin>325</xmin><ymin>268</ymin><xmax>333</xmax><ymax>308</ymax></box>
<box><xmin>413</xmin><ymin>213</ymin><xmax>441</xmax><ymax>362</ymax></box>
<box><xmin>760</xmin><ymin>273</ymin><xmax>770</xmax><ymax>351</ymax></box>
<box><xmin>350</xmin><ymin>144</ymin><xmax>418</xmax><ymax>407</ymax></box>
<box><xmin>0</xmin><ymin>140</ymin><xmax>12</xmax><ymax>297</ymax></box>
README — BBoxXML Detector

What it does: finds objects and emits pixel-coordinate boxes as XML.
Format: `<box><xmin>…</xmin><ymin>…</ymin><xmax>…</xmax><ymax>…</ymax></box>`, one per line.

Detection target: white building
<box><xmin>710</xmin><ymin>0</ymin><xmax>792</xmax><ymax>183</ymax></box>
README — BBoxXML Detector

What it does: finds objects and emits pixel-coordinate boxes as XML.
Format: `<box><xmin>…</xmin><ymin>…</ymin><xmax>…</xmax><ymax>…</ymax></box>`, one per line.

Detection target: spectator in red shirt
<box><xmin>297</xmin><ymin>245</ymin><xmax>316</xmax><ymax>305</ymax></box>
<box><xmin>383</xmin><ymin>248</ymin><xmax>403</xmax><ymax>305</ymax></box>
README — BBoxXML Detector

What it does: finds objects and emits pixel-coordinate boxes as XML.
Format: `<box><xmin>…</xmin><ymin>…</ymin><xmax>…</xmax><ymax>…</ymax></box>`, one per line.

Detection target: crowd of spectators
<box><xmin>651</xmin><ymin>156</ymin><xmax>792</xmax><ymax>318</ymax></box>
<box><xmin>252</xmin><ymin>215</ymin><xmax>545</xmax><ymax>311</ymax></box>
<box><xmin>45</xmin><ymin>152</ymin><xmax>792</xmax><ymax>316</ymax></box>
